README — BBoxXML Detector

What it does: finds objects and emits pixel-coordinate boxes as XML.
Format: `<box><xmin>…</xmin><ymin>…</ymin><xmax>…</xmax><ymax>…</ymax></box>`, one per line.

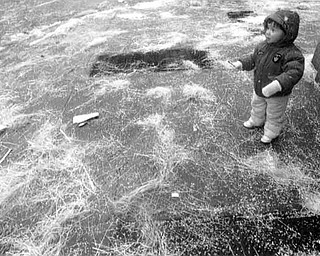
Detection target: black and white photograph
<box><xmin>1</xmin><ymin>0</ymin><xmax>320</xmax><ymax>255</ymax></box>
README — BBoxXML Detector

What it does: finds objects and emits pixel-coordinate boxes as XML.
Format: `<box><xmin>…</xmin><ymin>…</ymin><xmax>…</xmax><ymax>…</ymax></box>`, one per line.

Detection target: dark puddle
<box><xmin>89</xmin><ymin>47</ymin><xmax>212</xmax><ymax>76</ymax></box>
<box><xmin>227</xmin><ymin>10</ymin><xmax>254</xmax><ymax>20</ymax></box>
<box><xmin>161</xmin><ymin>212</ymin><xmax>320</xmax><ymax>256</ymax></box>
<box><xmin>61</xmin><ymin>209</ymin><xmax>320</xmax><ymax>256</ymax></box>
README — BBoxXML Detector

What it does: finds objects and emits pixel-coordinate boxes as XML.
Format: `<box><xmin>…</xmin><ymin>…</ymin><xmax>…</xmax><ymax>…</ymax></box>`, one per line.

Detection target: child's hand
<box><xmin>228</xmin><ymin>61</ymin><xmax>242</xmax><ymax>70</ymax></box>
<box><xmin>262</xmin><ymin>80</ymin><xmax>282</xmax><ymax>97</ymax></box>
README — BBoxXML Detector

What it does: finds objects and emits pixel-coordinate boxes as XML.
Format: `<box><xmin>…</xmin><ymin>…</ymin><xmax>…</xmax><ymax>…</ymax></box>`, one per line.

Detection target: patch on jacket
<box><xmin>273</xmin><ymin>53</ymin><xmax>282</xmax><ymax>63</ymax></box>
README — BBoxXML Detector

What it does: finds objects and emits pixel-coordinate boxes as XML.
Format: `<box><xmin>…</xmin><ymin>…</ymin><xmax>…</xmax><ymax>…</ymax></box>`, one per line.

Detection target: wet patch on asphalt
<box><xmin>89</xmin><ymin>47</ymin><xmax>212</xmax><ymax>76</ymax></box>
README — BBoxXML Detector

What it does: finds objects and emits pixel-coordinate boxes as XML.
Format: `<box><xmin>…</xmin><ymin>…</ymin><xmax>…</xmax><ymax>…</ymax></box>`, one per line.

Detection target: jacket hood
<box><xmin>263</xmin><ymin>9</ymin><xmax>300</xmax><ymax>47</ymax></box>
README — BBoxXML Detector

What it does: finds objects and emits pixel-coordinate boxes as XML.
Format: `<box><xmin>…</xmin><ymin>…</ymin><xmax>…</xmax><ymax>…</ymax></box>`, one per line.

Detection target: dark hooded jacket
<box><xmin>239</xmin><ymin>9</ymin><xmax>305</xmax><ymax>98</ymax></box>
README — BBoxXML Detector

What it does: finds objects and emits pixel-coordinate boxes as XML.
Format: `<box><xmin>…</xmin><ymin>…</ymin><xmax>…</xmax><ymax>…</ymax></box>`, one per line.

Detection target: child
<box><xmin>231</xmin><ymin>9</ymin><xmax>305</xmax><ymax>143</ymax></box>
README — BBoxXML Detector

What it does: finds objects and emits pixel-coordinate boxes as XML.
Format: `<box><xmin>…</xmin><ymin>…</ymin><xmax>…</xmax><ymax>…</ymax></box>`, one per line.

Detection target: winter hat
<box><xmin>263</xmin><ymin>9</ymin><xmax>300</xmax><ymax>45</ymax></box>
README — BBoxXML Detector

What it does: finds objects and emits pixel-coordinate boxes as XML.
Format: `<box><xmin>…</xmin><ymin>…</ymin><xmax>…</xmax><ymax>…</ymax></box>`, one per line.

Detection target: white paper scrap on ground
<box><xmin>73</xmin><ymin>112</ymin><xmax>99</xmax><ymax>124</ymax></box>
<box><xmin>78</xmin><ymin>122</ymin><xmax>87</xmax><ymax>127</ymax></box>
<box><xmin>171</xmin><ymin>192</ymin><xmax>180</xmax><ymax>198</ymax></box>
<box><xmin>0</xmin><ymin>125</ymin><xmax>7</xmax><ymax>132</ymax></box>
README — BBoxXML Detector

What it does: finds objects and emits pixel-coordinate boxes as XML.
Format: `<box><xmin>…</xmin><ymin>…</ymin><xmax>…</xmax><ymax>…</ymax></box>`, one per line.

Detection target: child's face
<box><xmin>265</xmin><ymin>22</ymin><xmax>285</xmax><ymax>44</ymax></box>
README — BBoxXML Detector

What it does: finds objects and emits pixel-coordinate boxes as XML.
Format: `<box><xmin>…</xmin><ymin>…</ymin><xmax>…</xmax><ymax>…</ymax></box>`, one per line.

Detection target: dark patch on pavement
<box><xmin>162</xmin><ymin>212</ymin><xmax>320</xmax><ymax>256</ymax></box>
<box><xmin>227</xmin><ymin>10</ymin><xmax>254</xmax><ymax>20</ymax></box>
<box><xmin>89</xmin><ymin>48</ymin><xmax>212</xmax><ymax>76</ymax></box>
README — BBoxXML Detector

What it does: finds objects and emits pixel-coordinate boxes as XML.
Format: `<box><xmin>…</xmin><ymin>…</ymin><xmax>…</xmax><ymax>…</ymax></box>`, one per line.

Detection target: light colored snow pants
<box><xmin>250</xmin><ymin>91</ymin><xmax>290</xmax><ymax>139</ymax></box>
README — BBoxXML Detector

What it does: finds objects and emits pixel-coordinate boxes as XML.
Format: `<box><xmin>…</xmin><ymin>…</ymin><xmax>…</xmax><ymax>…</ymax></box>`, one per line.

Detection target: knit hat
<box><xmin>263</xmin><ymin>9</ymin><xmax>300</xmax><ymax>46</ymax></box>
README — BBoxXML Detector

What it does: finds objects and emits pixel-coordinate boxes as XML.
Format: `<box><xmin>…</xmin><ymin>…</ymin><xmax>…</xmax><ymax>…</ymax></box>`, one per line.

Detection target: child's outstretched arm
<box><xmin>239</xmin><ymin>42</ymin><xmax>263</xmax><ymax>71</ymax></box>
<box><xmin>239</xmin><ymin>54</ymin><xmax>255</xmax><ymax>71</ymax></box>
<box><xmin>228</xmin><ymin>43</ymin><xmax>260</xmax><ymax>71</ymax></box>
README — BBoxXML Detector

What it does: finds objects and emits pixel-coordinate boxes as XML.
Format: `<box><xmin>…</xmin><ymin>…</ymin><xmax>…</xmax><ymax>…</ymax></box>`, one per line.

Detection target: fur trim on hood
<box><xmin>263</xmin><ymin>9</ymin><xmax>300</xmax><ymax>47</ymax></box>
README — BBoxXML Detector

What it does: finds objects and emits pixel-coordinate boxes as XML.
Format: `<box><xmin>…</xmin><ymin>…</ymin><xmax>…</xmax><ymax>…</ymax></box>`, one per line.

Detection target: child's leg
<box><xmin>264</xmin><ymin>95</ymin><xmax>290</xmax><ymax>139</ymax></box>
<box><xmin>249</xmin><ymin>92</ymin><xmax>267</xmax><ymax>126</ymax></box>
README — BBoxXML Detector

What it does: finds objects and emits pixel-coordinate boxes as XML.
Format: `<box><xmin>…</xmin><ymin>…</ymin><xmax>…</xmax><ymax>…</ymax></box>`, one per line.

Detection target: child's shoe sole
<box><xmin>243</xmin><ymin>120</ymin><xmax>256</xmax><ymax>129</ymax></box>
<box><xmin>261</xmin><ymin>135</ymin><xmax>272</xmax><ymax>144</ymax></box>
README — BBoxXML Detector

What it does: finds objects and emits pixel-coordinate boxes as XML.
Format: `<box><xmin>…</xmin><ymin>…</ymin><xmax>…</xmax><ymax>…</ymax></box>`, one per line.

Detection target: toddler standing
<box><xmin>231</xmin><ymin>9</ymin><xmax>305</xmax><ymax>143</ymax></box>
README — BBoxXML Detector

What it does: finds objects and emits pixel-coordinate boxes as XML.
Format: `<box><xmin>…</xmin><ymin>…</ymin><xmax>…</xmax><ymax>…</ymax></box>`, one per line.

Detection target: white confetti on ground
<box><xmin>133</xmin><ymin>0</ymin><xmax>176</xmax><ymax>9</ymax></box>
<box><xmin>82</xmin><ymin>8</ymin><xmax>122</xmax><ymax>20</ymax></box>
<box><xmin>159</xmin><ymin>11</ymin><xmax>188</xmax><ymax>19</ymax></box>
<box><xmin>182</xmin><ymin>83</ymin><xmax>216</xmax><ymax>102</ymax></box>
<box><xmin>85</xmin><ymin>30</ymin><xmax>127</xmax><ymax>48</ymax></box>
<box><xmin>74</xmin><ymin>9</ymin><xmax>98</xmax><ymax>18</ymax></box>
<box><xmin>182</xmin><ymin>60</ymin><xmax>200</xmax><ymax>70</ymax></box>
<box><xmin>139</xmin><ymin>32</ymin><xmax>189</xmax><ymax>51</ymax></box>
<box><xmin>146</xmin><ymin>86</ymin><xmax>172</xmax><ymax>102</ymax></box>
<box><xmin>30</xmin><ymin>18</ymin><xmax>84</xmax><ymax>45</ymax></box>
<box><xmin>117</xmin><ymin>12</ymin><xmax>147</xmax><ymax>20</ymax></box>
<box><xmin>136</xmin><ymin>113</ymin><xmax>164</xmax><ymax>129</ymax></box>
<box><xmin>94</xmin><ymin>79</ymin><xmax>131</xmax><ymax>96</ymax></box>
